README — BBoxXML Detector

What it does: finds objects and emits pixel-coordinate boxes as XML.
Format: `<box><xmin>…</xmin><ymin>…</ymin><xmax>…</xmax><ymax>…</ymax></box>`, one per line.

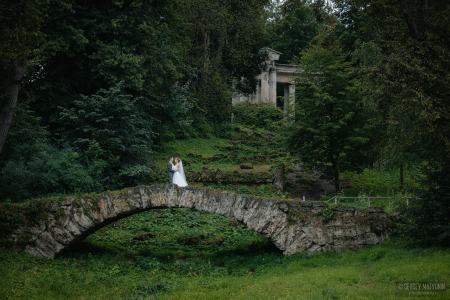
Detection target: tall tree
<box><xmin>267</xmin><ymin>0</ymin><xmax>321</xmax><ymax>64</ymax></box>
<box><xmin>353</xmin><ymin>0</ymin><xmax>450</xmax><ymax>244</ymax></box>
<box><xmin>333</xmin><ymin>0</ymin><xmax>367</xmax><ymax>52</ymax></box>
<box><xmin>25</xmin><ymin>0</ymin><xmax>183</xmax><ymax>130</ymax></box>
<box><xmin>354</xmin><ymin>0</ymin><xmax>450</xmax><ymax>161</ymax></box>
<box><xmin>287</xmin><ymin>30</ymin><xmax>372</xmax><ymax>192</ymax></box>
<box><xmin>0</xmin><ymin>0</ymin><xmax>55</xmax><ymax>155</ymax></box>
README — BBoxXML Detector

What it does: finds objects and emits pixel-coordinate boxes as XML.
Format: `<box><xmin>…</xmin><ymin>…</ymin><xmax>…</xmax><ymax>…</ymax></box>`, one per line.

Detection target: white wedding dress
<box><xmin>172</xmin><ymin>161</ymin><xmax>188</xmax><ymax>187</ymax></box>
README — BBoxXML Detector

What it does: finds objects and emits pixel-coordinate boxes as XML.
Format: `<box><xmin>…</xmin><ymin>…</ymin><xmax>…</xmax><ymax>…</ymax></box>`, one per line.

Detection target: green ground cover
<box><xmin>152</xmin><ymin>138</ymin><xmax>232</xmax><ymax>170</ymax></box>
<box><xmin>319</xmin><ymin>168</ymin><xmax>422</xmax><ymax>211</ymax></box>
<box><xmin>148</xmin><ymin>123</ymin><xmax>422</xmax><ymax>211</ymax></box>
<box><xmin>343</xmin><ymin>168</ymin><xmax>423</xmax><ymax>196</ymax></box>
<box><xmin>1</xmin><ymin>211</ymin><xmax>449</xmax><ymax>300</ymax></box>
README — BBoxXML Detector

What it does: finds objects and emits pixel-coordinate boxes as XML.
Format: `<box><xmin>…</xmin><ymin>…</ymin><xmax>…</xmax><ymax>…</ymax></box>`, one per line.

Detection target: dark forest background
<box><xmin>1</xmin><ymin>0</ymin><xmax>449</xmax><ymax>245</ymax></box>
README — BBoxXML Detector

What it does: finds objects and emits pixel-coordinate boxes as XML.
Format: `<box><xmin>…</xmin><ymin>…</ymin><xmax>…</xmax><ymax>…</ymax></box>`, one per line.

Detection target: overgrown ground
<box><xmin>1</xmin><ymin>210</ymin><xmax>449</xmax><ymax>300</ymax></box>
<box><xmin>1</xmin><ymin>123</ymin><xmax>444</xmax><ymax>300</ymax></box>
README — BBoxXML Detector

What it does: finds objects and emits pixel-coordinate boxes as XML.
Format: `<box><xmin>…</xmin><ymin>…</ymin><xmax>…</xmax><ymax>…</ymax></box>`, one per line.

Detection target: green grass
<box><xmin>158</xmin><ymin>241</ymin><xmax>450</xmax><ymax>299</ymax></box>
<box><xmin>342</xmin><ymin>168</ymin><xmax>423</xmax><ymax>197</ymax></box>
<box><xmin>152</xmin><ymin>138</ymin><xmax>232</xmax><ymax>169</ymax></box>
<box><xmin>1</xmin><ymin>232</ymin><xmax>449</xmax><ymax>299</ymax></box>
<box><xmin>316</xmin><ymin>167</ymin><xmax>424</xmax><ymax>211</ymax></box>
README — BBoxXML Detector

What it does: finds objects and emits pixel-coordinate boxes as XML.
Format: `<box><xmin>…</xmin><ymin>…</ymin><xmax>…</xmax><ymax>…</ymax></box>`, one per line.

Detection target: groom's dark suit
<box><xmin>167</xmin><ymin>161</ymin><xmax>175</xmax><ymax>183</ymax></box>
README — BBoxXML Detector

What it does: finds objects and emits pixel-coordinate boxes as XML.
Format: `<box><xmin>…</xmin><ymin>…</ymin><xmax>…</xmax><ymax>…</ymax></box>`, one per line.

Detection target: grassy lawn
<box><xmin>158</xmin><ymin>244</ymin><xmax>450</xmax><ymax>300</ymax></box>
<box><xmin>1</xmin><ymin>236</ymin><xmax>448</xmax><ymax>299</ymax></box>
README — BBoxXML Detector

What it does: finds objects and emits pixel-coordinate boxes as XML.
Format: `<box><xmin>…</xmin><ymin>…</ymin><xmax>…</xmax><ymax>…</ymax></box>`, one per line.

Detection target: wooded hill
<box><xmin>1</xmin><ymin>0</ymin><xmax>449</xmax><ymax>246</ymax></box>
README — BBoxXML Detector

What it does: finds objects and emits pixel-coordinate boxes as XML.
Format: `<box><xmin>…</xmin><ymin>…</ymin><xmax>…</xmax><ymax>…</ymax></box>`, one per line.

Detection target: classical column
<box><xmin>289</xmin><ymin>85</ymin><xmax>295</xmax><ymax>118</ymax></box>
<box><xmin>255</xmin><ymin>82</ymin><xmax>261</xmax><ymax>103</ymax></box>
<box><xmin>249</xmin><ymin>81</ymin><xmax>260</xmax><ymax>103</ymax></box>
<box><xmin>269</xmin><ymin>69</ymin><xmax>277</xmax><ymax>106</ymax></box>
<box><xmin>260</xmin><ymin>71</ymin><xmax>269</xmax><ymax>103</ymax></box>
<box><xmin>231</xmin><ymin>79</ymin><xmax>242</xmax><ymax>106</ymax></box>
<box><xmin>289</xmin><ymin>85</ymin><xmax>295</xmax><ymax>105</ymax></box>
<box><xmin>283</xmin><ymin>85</ymin><xmax>289</xmax><ymax>115</ymax></box>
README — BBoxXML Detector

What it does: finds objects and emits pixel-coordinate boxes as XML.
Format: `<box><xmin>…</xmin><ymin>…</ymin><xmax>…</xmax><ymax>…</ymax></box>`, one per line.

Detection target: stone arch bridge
<box><xmin>8</xmin><ymin>185</ymin><xmax>392</xmax><ymax>258</ymax></box>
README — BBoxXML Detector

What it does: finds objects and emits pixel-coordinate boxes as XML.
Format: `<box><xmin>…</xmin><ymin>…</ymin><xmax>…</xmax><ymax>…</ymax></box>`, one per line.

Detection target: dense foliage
<box><xmin>0</xmin><ymin>0</ymin><xmax>269</xmax><ymax>202</ymax></box>
<box><xmin>267</xmin><ymin>0</ymin><xmax>321</xmax><ymax>63</ymax></box>
<box><xmin>1</xmin><ymin>0</ymin><xmax>449</xmax><ymax>246</ymax></box>
<box><xmin>287</xmin><ymin>30</ymin><xmax>372</xmax><ymax>192</ymax></box>
<box><xmin>232</xmin><ymin>103</ymin><xmax>283</xmax><ymax>130</ymax></box>
<box><xmin>348</xmin><ymin>0</ymin><xmax>450</xmax><ymax>245</ymax></box>
<box><xmin>176</xmin><ymin>0</ymin><xmax>269</xmax><ymax>130</ymax></box>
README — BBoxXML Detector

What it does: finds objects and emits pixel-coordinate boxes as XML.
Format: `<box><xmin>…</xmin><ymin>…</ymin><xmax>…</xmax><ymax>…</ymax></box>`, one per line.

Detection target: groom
<box><xmin>167</xmin><ymin>156</ymin><xmax>175</xmax><ymax>183</ymax></box>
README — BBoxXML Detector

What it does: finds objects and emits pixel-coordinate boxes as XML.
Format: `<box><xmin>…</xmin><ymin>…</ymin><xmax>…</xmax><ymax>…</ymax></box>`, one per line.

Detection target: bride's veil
<box><xmin>179</xmin><ymin>161</ymin><xmax>187</xmax><ymax>182</ymax></box>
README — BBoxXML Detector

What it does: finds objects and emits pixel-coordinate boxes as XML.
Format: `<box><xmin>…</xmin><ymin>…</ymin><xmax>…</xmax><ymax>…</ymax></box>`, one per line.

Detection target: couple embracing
<box><xmin>167</xmin><ymin>156</ymin><xmax>188</xmax><ymax>187</ymax></box>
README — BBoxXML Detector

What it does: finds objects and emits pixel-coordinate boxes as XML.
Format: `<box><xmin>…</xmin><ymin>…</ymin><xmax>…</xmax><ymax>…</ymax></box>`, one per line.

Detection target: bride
<box><xmin>172</xmin><ymin>157</ymin><xmax>188</xmax><ymax>187</ymax></box>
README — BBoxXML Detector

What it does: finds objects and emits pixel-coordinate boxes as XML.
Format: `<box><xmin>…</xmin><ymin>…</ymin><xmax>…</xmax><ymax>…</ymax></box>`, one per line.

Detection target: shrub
<box><xmin>58</xmin><ymin>83</ymin><xmax>156</xmax><ymax>188</ymax></box>
<box><xmin>232</xmin><ymin>103</ymin><xmax>283</xmax><ymax>130</ymax></box>
<box><xmin>0</xmin><ymin>140</ymin><xmax>104</xmax><ymax>202</ymax></box>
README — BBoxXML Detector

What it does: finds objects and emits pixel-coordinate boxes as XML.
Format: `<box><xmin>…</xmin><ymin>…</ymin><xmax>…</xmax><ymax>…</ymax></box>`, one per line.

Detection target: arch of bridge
<box><xmin>9</xmin><ymin>185</ymin><xmax>392</xmax><ymax>258</ymax></box>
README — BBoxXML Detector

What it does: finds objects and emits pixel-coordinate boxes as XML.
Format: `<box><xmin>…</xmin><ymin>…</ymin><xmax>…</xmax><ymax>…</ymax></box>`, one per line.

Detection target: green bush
<box><xmin>58</xmin><ymin>83</ymin><xmax>156</xmax><ymax>188</ymax></box>
<box><xmin>232</xmin><ymin>103</ymin><xmax>283</xmax><ymax>130</ymax></box>
<box><xmin>0</xmin><ymin>140</ymin><xmax>104</xmax><ymax>202</ymax></box>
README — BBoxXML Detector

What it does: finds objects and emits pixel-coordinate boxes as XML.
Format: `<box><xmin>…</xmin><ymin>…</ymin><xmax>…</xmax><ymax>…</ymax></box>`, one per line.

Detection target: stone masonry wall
<box><xmin>7</xmin><ymin>184</ymin><xmax>393</xmax><ymax>258</ymax></box>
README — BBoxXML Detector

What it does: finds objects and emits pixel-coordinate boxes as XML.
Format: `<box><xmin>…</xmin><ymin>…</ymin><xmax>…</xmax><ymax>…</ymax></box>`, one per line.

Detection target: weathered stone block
<box><xmin>312</xmin><ymin>202</ymin><xmax>327</xmax><ymax>208</ymax></box>
<box><xmin>44</xmin><ymin>200</ymin><xmax>59</xmax><ymax>212</ymax></box>
<box><xmin>300</xmin><ymin>201</ymin><xmax>313</xmax><ymax>207</ymax></box>
<box><xmin>49</xmin><ymin>225</ymin><xmax>73</xmax><ymax>245</ymax></box>
<box><xmin>323</xmin><ymin>218</ymin><xmax>343</xmax><ymax>227</ymax></box>
<box><xmin>307</xmin><ymin>244</ymin><xmax>322</xmax><ymax>254</ymax></box>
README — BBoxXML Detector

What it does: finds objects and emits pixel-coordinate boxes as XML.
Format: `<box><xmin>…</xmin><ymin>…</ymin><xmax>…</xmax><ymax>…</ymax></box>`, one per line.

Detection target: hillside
<box><xmin>150</xmin><ymin>124</ymin><xmax>335</xmax><ymax>201</ymax></box>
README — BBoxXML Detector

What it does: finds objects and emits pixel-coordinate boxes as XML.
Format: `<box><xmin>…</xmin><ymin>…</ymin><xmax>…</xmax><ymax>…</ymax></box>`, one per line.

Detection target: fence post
<box><xmin>303</xmin><ymin>196</ymin><xmax>305</xmax><ymax>202</ymax></box>
<box><xmin>407</xmin><ymin>198</ymin><xmax>409</xmax><ymax>208</ymax></box>
<box><xmin>335</xmin><ymin>196</ymin><xmax>337</xmax><ymax>205</ymax></box>
<box><xmin>368</xmin><ymin>197</ymin><xmax>370</xmax><ymax>207</ymax></box>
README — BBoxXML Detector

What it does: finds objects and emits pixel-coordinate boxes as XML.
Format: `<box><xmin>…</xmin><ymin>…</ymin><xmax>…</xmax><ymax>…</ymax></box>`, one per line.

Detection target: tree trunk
<box><xmin>399</xmin><ymin>0</ymin><xmax>419</xmax><ymax>39</ymax></box>
<box><xmin>331</xmin><ymin>158</ymin><xmax>340</xmax><ymax>192</ymax></box>
<box><xmin>0</xmin><ymin>57</ymin><xmax>27</xmax><ymax>155</ymax></box>
<box><xmin>334</xmin><ymin>169</ymin><xmax>340</xmax><ymax>193</ymax></box>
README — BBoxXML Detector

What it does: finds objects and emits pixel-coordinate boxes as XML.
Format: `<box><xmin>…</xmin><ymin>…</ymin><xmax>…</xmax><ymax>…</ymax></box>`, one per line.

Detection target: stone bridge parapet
<box><xmin>5</xmin><ymin>184</ymin><xmax>393</xmax><ymax>258</ymax></box>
